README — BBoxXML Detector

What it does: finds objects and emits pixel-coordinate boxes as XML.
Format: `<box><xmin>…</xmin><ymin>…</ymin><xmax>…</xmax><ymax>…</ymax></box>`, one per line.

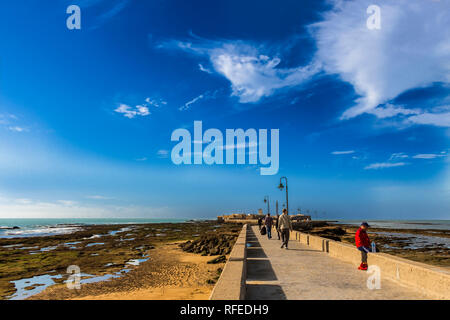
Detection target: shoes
<box><xmin>285</xmin><ymin>247</ymin><xmax>289</xmax><ymax>250</ymax></box>
<box><xmin>281</xmin><ymin>245</ymin><xmax>284</xmax><ymax>248</ymax></box>
<box><xmin>358</xmin><ymin>263</ymin><xmax>368</xmax><ymax>271</ymax></box>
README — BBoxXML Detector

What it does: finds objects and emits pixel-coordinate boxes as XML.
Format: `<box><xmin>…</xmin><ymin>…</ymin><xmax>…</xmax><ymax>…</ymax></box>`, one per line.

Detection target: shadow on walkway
<box><xmin>245</xmin><ymin>227</ymin><xmax>287</xmax><ymax>300</ymax></box>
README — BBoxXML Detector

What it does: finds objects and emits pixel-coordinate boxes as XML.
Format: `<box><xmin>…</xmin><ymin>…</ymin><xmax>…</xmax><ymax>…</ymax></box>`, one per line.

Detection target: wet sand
<box><xmin>0</xmin><ymin>221</ymin><xmax>241</xmax><ymax>300</ymax></box>
<box><xmin>31</xmin><ymin>242</ymin><xmax>223</xmax><ymax>300</ymax></box>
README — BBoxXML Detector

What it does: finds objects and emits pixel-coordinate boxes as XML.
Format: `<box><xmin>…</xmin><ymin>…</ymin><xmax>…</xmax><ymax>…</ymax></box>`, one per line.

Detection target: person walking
<box><xmin>257</xmin><ymin>217</ymin><xmax>262</xmax><ymax>230</ymax></box>
<box><xmin>275</xmin><ymin>213</ymin><xmax>280</xmax><ymax>240</ymax></box>
<box><xmin>264</xmin><ymin>213</ymin><xmax>273</xmax><ymax>239</ymax></box>
<box><xmin>355</xmin><ymin>222</ymin><xmax>372</xmax><ymax>271</ymax></box>
<box><xmin>278</xmin><ymin>209</ymin><xmax>293</xmax><ymax>249</ymax></box>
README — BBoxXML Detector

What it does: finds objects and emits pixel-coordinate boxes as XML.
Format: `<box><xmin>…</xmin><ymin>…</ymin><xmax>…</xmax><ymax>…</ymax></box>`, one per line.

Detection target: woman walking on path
<box><xmin>278</xmin><ymin>209</ymin><xmax>293</xmax><ymax>249</ymax></box>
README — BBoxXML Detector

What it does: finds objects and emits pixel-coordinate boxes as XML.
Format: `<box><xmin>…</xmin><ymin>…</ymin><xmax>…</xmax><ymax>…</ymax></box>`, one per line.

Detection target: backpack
<box><xmin>260</xmin><ymin>226</ymin><xmax>267</xmax><ymax>235</ymax></box>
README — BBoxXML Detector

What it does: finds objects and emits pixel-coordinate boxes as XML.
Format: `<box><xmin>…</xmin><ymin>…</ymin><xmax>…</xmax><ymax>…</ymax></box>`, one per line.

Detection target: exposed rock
<box><xmin>207</xmin><ymin>255</ymin><xmax>226</xmax><ymax>264</ymax></box>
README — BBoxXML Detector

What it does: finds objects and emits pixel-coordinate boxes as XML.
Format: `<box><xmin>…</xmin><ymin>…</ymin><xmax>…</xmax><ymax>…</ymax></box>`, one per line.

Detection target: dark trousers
<box><xmin>276</xmin><ymin>227</ymin><xmax>280</xmax><ymax>240</ymax></box>
<box><xmin>281</xmin><ymin>228</ymin><xmax>290</xmax><ymax>247</ymax></box>
<box><xmin>266</xmin><ymin>225</ymin><xmax>272</xmax><ymax>238</ymax></box>
<box><xmin>358</xmin><ymin>246</ymin><xmax>371</xmax><ymax>263</ymax></box>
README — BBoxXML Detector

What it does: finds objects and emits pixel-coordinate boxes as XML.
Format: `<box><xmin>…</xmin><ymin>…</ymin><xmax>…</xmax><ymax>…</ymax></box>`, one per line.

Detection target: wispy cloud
<box><xmin>157</xmin><ymin>150</ymin><xmax>169</xmax><ymax>158</ymax></box>
<box><xmin>389</xmin><ymin>152</ymin><xmax>409</xmax><ymax>160</ymax></box>
<box><xmin>0</xmin><ymin>196</ymin><xmax>171</xmax><ymax>219</ymax></box>
<box><xmin>159</xmin><ymin>39</ymin><xmax>320</xmax><ymax>103</ymax></box>
<box><xmin>8</xmin><ymin>126</ymin><xmax>27</xmax><ymax>133</ymax></box>
<box><xmin>412</xmin><ymin>153</ymin><xmax>446</xmax><ymax>159</ymax></box>
<box><xmin>157</xmin><ymin>0</ymin><xmax>449</xmax><ymax>129</ymax></box>
<box><xmin>57</xmin><ymin>200</ymin><xmax>78</xmax><ymax>206</ymax></box>
<box><xmin>331</xmin><ymin>150</ymin><xmax>355</xmax><ymax>155</ymax></box>
<box><xmin>364</xmin><ymin>162</ymin><xmax>408</xmax><ymax>170</ymax></box>
<box><xmin>179</xmin><ymin>90</ymin><xmax>218</xmax><ymax>111</ymax></box>
<box><xmin>87</xmin><ymin>0</ymin><xmax>131</xmax><ymax>29</ymax></box>
<box><xmin>145</xmin><ymin>97</ymin><xmax>167</xmax><ymax>108</ymax></box>
<box><xmin>86</xmin><ymin>195</ymin><xmax>113</xmax><ymax>200</ymax></box>
<box><xmin>198</xmin><ymin>63</ymin><xmax>213</xmax><ymax>74</ymax></box>
<box><xmin>310</xmin><ymin>0</ymin><xmax>450</xmax><ymax>120</ymax></box>
<box><xmin>406</xmin><ymin>109</ymin><xmax>450</xmax><ymax>127</ymax></box>
<box><xmin>114</xmin><ymin>103</ymin><xmax>150</xmax><ymax>118</ymax></box>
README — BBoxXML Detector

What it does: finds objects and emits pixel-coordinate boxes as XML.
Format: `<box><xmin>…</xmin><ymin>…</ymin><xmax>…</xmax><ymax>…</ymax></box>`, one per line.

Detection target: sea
<box><xmin>0</xmin><ymin>218</ymin><xmax>448</xmax><ymax>239</ymax></box>
<box><xmin>332</xmin><ymin>220</ymin><xmax>450</xmax><ymax>231</ymax></box>
<box><xmin>0</xmin><ymin>218</ymin><xmax>191</xmax><ymax>238</ymax></box>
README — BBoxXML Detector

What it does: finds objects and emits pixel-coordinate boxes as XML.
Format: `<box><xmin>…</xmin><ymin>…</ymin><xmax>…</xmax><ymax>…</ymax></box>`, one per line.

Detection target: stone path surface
<box><xmin>245</xmin><ymin>226</ymin><xmax>430</xmax><ymax>300</ymax></box>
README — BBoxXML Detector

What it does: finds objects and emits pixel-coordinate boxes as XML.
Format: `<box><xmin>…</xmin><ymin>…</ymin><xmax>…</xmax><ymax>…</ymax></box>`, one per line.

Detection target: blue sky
<box><xmin>0</xmin><ymin>0</ymin><xmax>449</xmax><ymax>219</ymax></box>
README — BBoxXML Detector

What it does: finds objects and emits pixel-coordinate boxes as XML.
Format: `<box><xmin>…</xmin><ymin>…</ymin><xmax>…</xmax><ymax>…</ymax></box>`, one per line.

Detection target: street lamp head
<box><xmin>264</xmin><ymin>198</ymin><xmax>267</xmax><ymax>203</ymax></box>
<box><xmin>278</xmin><ymin>182</ymin><xmax>284</xmax><ymax>190</ymax></box>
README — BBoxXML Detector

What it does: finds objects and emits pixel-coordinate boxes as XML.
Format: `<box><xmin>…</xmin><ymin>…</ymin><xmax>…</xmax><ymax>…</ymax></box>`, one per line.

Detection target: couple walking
<box><xmin>263</xmin><ymin>209</ymin><xmax>293</xmax><ymax>249</ymax></box>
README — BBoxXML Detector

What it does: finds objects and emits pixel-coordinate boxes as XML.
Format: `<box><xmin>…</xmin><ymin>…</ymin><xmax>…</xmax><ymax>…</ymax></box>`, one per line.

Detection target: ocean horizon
<box><xmin>0</xmin><ymin>218</ymin><xmax>449</xmax><ymax>238</ymax></box>
<box><xmin>0</xmin><ymin>218</ymin><xmax>201</xmax><ymax>238</ymax></box>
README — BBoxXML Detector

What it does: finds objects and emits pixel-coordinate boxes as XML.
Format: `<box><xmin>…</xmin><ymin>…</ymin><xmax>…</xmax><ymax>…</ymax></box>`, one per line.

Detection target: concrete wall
<box><xmin>209</xmin><ymin>224</ymin><xmax>248</xmax><ymax>300</ymax></box>
<box><xmin>291</xmin><ymin>230</ymin><xmax>450</xmax><ymax>299</ymax></box>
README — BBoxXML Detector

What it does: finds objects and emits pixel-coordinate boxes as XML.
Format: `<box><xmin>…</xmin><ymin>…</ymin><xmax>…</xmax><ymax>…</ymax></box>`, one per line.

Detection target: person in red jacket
<box><xmin>355</xmin><ymin>222</ymin><xmax>371</xmax><ymax>270</ymax></box>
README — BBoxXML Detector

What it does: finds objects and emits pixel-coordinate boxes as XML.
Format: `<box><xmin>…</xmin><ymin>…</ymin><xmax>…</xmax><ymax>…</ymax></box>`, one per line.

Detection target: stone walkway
<box><xmin>245</xmin><ymin>226</ymin><xmax>430</xmax><ymax>300</ymax></box>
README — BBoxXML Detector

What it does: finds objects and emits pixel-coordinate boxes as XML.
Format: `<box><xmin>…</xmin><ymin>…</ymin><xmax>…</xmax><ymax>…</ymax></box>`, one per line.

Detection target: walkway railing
<box><xmin>209</xmin><ymin>224</ymin><xmax>248</xmax><ymax>300</ymax></box>
<box><xmin>290</xmin><ymin>229</ymin><xmax>450</xmax><ymax>299</ymax></box>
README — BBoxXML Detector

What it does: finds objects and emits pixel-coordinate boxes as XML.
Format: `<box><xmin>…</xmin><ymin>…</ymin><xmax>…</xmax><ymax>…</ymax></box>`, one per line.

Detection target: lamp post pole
<box><xmin>264</xmin><ymin>196</ymin><xmax>270</xmax><ymax>214</ymax></box>
<box><xmin>278</xmin><ymin>177</ymin><xmax>289</xmax><ymax>214</ymax></box>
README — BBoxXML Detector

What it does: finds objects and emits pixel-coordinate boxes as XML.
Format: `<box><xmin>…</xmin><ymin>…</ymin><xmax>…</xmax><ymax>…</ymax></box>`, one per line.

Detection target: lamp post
<box><xmin>263</xmin><ymin>196</ymin><xmax>270</xmax><ymax>214</ymax></box>
<box><xmin>278</xmin><ymin>177</ymin><xmax>289</xmax><ymax>214</ymax></box>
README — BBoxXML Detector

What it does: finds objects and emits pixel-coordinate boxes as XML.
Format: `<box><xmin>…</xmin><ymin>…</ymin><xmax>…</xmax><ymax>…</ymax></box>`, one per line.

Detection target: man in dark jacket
<box><xmin>258</xmin><ymin>217</ymin><xmax>262</xmax><ymax>230</ymax></box>
<box><xmin>355</xmin><ymin>222</ymin><xmax>371</xmax><ymax>270</ymax></box>
<box><xmin>264</xmin><ymin>213</ymin><xmax>273</xmax><ymax>239</ymax></box>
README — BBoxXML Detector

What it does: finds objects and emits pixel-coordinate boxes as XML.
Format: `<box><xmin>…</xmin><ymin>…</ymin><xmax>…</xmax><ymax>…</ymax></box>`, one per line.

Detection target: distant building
<box><xmin>291</xmin><ymin>214</ymin><xmax>311</xmax><ymax>221</ymax></box>
<box><xmin>218</xmin><ymin>212</ymin><xmax>311</xmax><ymax>223</ymax></box>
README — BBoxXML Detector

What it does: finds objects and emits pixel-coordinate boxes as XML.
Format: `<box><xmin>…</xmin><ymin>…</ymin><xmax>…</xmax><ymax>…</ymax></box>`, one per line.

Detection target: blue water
<box><xmin>0</xmin><ymin>218</ymin><xmax>190</xmax><ymax>238</ymax></box>
<box><xmin>332</xmin><ymin>220</ymin><xmax>450</xmax><ymax>231</ymax></box>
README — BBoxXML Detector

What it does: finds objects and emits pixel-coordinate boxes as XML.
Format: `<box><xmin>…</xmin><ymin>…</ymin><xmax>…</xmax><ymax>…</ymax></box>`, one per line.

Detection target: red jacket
<box><xmin>355</xmin><ymin>228</ymin><xmax>370</xmax><ymax>248</ymax></box>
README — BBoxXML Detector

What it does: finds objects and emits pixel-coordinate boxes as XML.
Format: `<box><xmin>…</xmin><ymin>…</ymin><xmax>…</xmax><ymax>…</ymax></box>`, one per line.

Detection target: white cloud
<box><xmin>179</xmin><ymin>90</ymin><xmax>218</xmax><ymax>111</ymax></box>
<box><xmin>209</xmin><ymin>45</ymin><xmax>319</xmax><ymax>103</ymax></box>
<box><xmin>412</xmin><ymin>154</ymin><xmax>446</xmax><ymax>159</ymax></box>
<box><xmin>160</xmin><ymin>40</ymin><xmax>319</xmax><ymax>103</ymax></box>
<box><xmin>368</xmin><ymin>104</ymin><xmax>421</xmax><ymax>119</ymax></box>
<box><xmin>145</xmin><ymin>97</ymin><xmax>167</xmax><ymax>107</ymax></box>
<box><xmin>364</xmin><ymin>162</ymin><xmax>408</xmax><ymax>170</ymax></box>
<box><xmin>310</xmin><ymin>0</ymin><xmax>450</xmax><ymax>120</ymax></box>
<box><xmin>15</xmin><ymin>198</ymin><xmax>32</xmax><ymax>204</ymax></box>
<box><xmin>159</xmin><ymin>0</ymin><xmax>449</xmax><ymax>128</ymax></box>
<box><xmin>86</xmin><ymin>195</ymin><xmax>112</xmax><ymax>200</ymax></box>
<box><xmin>136</xmin><ymin>105</ymin><xmax>150</xmax><ymax>116</ymax></box>
<box><xmin>157</xmin><ymin>150</ymin><xmax>169</xmax><ymax>158</ymax></box>
<box><xmin>57</xmin><ymin>200</ymin><xmax>78</xmax><ymax>206</ymax></box>
<box><xmin>198</xmin><ymin>63</ymin><xmax>213</xmax><ymax>74</ymax></box>
<box><xmin>331</xmin><ymin>150</ymin><xmax>355</xmax><ymax>155</ymax></box>
<box><xmin>0</xmin><ymin>198</ymin><xmax>172</xmax><ymax>219</ymax></box>
<box><xmin>406</xmin><ymin>111</ymin><xmax>450</xmax><ymax>127</ymax></box>
<box><xmin>114</xmin><ymin>103</ymin><xmax>150</xmax><ymax>118</ymax></box>
<box><xmin>389</xmin><ymin>152</ymin><xmax>409</xmax><ymax>160</ymax></box>
<box><xmin>180</xmin><ymin>94</ymin><xmax>204</xmax><ymax>111</ymax></box>
<box><xmin>8</xmin><ymin>126</ymin><xmax>27</xmax><ymax>132</ymax></box>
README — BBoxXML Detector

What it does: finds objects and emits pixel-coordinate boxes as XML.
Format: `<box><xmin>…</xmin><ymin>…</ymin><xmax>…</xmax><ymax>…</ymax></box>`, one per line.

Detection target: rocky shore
<box><xmin>0</xmin><ymin>221</ymin><xmax>242</xmax><ymax>300</ymax></box>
